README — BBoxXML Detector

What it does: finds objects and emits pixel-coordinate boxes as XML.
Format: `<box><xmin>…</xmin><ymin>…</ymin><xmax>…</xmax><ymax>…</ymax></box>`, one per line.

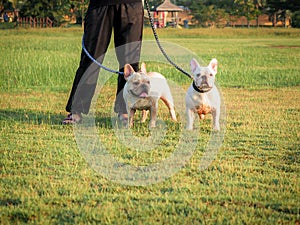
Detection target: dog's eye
<box><xmin>196</xmin><ymin>74</ymin><xmax>200</xmax><ymax>77</ymax></box>
<box><xmin>133</xmin><ymin>81</ymin><xmax>140</xmax><ymax>86</ymax></box>
<box><xmin>210</xmin><ymin>73</ymin><xmax>213</xmax><ymax>77</ymax></box>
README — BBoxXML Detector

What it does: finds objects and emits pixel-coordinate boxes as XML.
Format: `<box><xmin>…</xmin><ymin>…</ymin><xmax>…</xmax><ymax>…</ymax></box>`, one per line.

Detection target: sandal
<box><xmin>62</xmin><ymin>113</ymin><xmax>82</xmax><ymax>125</ymax></box>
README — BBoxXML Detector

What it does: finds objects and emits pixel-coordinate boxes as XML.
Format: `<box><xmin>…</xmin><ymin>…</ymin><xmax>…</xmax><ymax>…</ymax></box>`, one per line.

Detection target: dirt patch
<box><xmin>270</xmin><ymin>45</ymin><xmax>300</xmax><ymax>48</ymax></box>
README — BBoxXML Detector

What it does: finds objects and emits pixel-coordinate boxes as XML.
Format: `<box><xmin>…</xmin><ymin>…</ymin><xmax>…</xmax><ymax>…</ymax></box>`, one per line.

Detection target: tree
<box><xmin>147</xmin><ymin>0</ymin><xmax>164</xmax><ymax>9</ymax></box>
<box><xmin>266</xmin><ymin>0</ymin><xmax>300</xmax><ymax>27</ymax></box>
<box><xmin>234</xmin><ymin>0</ymin><xmax>260</xmax><ymax>27</ymax></box>
<box><xmin>291</xmin><ymin>10</ymin><xmax>300</xmax><ymax>27</ymax></box>
<box><xmin>19</xmin><ymin>0</ymin><xmax>71</xmax><ymax>25</ymax></box>
<box><xmin>188</xmin><ymin>0</ymin><xmax>208</xmax><ymax>26</ymax></box>
<box><xmin>253</xmin><ymin>0</ymin><xmax>266</xmax><ymax>26</ymax></box>
<box><xmin>70</xmin><ymin>0</ymin><xmax>88</xmax><ymax>26</ymax></box>
<box><xmin>0</xmin><ymin>0</ymin><xmax>13</xmax><ymax>13</ymax></box>
<box><xmin>7</xmin><ymin>0</ymin><xmax>25</xmax><ymax>9</ymax></box>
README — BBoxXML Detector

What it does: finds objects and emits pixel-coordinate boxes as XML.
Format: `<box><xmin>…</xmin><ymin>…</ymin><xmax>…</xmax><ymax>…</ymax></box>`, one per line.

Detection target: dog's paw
<box><xmin>212</xmin><ymin>125</ymin><xmax>220</xmax><ymax>131</ymax></box>
<box><xmin>149</xmin><ymin>122</ymin><xmax>156</xmax><ymax>129</ymax></box>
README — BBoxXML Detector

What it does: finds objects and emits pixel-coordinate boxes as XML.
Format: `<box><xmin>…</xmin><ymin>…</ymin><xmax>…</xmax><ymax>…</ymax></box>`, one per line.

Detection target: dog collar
<box><xmin>192</xmin><ymin>81</ymin><xmax>212</xmax><ymax>93</ymax></box>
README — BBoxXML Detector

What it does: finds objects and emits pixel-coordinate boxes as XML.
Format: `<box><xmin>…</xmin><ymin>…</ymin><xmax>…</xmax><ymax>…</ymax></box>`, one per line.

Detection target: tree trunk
<box><xmin>273</xmin><ymin>13</ymin><xmax>277</xmax><ymax>27</ymax></box>
<box><xmin>283</xmin><ymin>11</ymin><xmax>287</xmax><ymax>28</ymax></box>
<box><xmin>81</xmin><ymin>0</ymin><xmax>84</xmax><ymax>28</ymax></box>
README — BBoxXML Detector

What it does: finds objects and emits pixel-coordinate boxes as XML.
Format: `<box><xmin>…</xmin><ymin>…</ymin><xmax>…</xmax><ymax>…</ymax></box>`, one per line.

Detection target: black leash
<box><xmin>144</xmin><ymin>0</ymin><xmax>194</xmax><ymax>81</ymax></box>
<box><xmin>82</xmin><ymin>0</ymin><xmax>194</xmax><ymax>81</ymax></box>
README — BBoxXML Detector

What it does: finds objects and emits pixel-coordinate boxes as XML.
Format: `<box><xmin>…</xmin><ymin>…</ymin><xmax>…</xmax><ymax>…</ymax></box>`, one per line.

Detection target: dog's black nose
<box><xmin>141</xmin><ymin>83</ymin><xmax>149</xmax><ymax>89</ymax></box>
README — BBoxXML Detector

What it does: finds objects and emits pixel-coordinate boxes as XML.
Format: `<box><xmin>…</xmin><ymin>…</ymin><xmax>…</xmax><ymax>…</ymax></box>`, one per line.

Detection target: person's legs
<box><xmin>113</xmin><ymin>2</ymin><xmax>144</xmax><ymax>115</ymax></box>
<box><xmin>66</xmin><ymin>6</ymin><xmax>114</xmax><ymax>115</ymax></box>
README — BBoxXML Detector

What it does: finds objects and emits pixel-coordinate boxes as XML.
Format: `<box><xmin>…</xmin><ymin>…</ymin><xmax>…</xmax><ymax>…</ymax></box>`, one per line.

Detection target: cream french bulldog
<box><xmin>123</xmin><ymin>63</ymin><xmax>177</xmax><ymax>128</ymax></box>
<box><xmin>185</xmin><ymin>58</ymin><xmax>220</xmax><ymax>131</ymax></box>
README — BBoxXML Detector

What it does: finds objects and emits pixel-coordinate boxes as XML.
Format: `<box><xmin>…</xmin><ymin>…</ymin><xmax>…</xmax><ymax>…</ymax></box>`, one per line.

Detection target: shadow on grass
<box><xmin>0</xmin><ymin>109</ymin><xmax>113</xmax><ymax>128</ymax></box>
<box><xmin>95</xmin><ymin>116</ymin><xmax>114</xmax><ymax>129</ymax></box>
<box><xmin>0</xmin><ymin>198</ymin><xmax>22</xmax><ymax>207</ymax></box>
<box><xmin>0</xmin><ymin>109</ymin><xmax>63</xmax><ymax>125</ymax></box>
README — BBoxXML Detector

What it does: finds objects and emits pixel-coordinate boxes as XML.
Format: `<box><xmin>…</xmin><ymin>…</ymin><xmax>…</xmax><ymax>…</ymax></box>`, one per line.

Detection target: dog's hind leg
<box><xmin>160</xmin><ymin>97</ymin><xmax>177</xmax><ymax>122</ymax></box>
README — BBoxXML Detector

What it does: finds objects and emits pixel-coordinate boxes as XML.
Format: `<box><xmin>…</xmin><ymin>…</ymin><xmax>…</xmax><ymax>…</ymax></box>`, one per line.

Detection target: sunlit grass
<box><xmin>0</xmin><ymin>27</ymin><xmax>299</xmax><ymax>224</ymax></box>
<box><xmin>1</xmin><ymin>27</ymin><xmax>299</xmax><ymax>91</ymax></box>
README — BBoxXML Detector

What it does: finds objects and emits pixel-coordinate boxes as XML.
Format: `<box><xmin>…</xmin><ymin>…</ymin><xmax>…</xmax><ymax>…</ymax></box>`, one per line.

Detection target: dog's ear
<box><xmin>140</xmin><ymin>62</ymin><xmax>147</xmax><ymax>74</ymax></box>
<box><xmin>124</xmin><ymin>64</ymin><xmax>135</xmax><ymax>80</ymax></box>
<box><xmin>209</xmin><ymin>58</ymin><xmax>218</xmax><ymax>75</ymax></box>
<box><xmin>190</xmin><ymin>58</ymin><xmax>201</xmax><ymax>74</ymax></box>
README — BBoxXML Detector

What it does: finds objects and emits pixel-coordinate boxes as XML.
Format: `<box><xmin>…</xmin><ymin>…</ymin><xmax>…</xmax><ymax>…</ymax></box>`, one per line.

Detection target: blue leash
<box><xmin>81</xmin><ymin>0</ymin><xmax>193</xmax><ymax>80</ymax></box>
<box><xmin>81</xmin><ymin>34</ymin><xmax>124</xmax><ymax>75</ymax></box>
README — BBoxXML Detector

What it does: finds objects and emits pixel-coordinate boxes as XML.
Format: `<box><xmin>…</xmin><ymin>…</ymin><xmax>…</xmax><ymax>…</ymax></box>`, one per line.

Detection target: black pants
<box><xmin>66</xmin><ymin>2</ymin><xmax>144</xmax><ymax>114</ymax></box>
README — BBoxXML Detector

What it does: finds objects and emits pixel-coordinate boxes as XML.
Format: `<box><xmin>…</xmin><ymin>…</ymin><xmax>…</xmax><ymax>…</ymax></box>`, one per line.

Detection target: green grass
<box><xmin>0</xmin><ymin>27</ymin><xmax>299</xmax><ymax>224</ymax></box>
<box><xmin>1</xmin><ymin>27</ymin><xmax>299</xmax><ymax>91</ymax></box>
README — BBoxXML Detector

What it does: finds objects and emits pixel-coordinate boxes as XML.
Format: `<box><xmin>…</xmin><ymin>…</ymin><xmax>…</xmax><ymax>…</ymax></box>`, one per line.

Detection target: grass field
<box><xmin>0</xmin><ymin>27</ymin><xmax>299</xmax><ymax>224</ymax></box>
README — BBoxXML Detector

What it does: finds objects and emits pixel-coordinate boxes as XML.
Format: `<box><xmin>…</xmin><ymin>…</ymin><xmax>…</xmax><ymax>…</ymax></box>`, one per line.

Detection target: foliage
<box><xmin>0</xmin><ymin>0</ymin><xmax>13</xmax><ymax>13</ymax></box>
<box><xmin>234</xmin><ymin>0</ymin><xmax>260</xmax><ymax>27</ymax></box>
<box><xmin>148</xmin><ymin>0</ymin><xmax>164</xmax><ymax>8</ymax></box>
<box><xmin>2</xmin><ymin>0</ymin><xmax>300</xmax><ymax>27</ymax></box>
<box><xmin>19</xmin><ymin>0</ymin><xmax>72</xmax><ymax>25</ymax></box>
<box><xmin>291</xmin><ymin>10</ymin><xmax>300</xmax><ymax>27</ymax></box>
<box><xmin>266</xmin><ymin>0</ymin><xmax>300</xmax><ymax>27</ymax></box>
<box><xmin>176</xmin><ymin>0</ymin><xmax>300</xmax><ymax>27</ymax></box>
<box><xmin>176</xmin><ymin>0</ymin><xmax>261</xmax><ymax>27</ymax></box>
<box><xmin>188</xmin><ymin>0</ymin><xmax>206</xmax><ymax>26</ymax></box>
<box><xmin>69</xmin><ymin>0</ymin><xmax>89</xmax><ymax>24</ymax></box>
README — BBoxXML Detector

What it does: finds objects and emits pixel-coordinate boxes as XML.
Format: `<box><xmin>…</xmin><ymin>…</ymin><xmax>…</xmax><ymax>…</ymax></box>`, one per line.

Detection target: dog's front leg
<box><xmin>141</xmin><ymin>110</ymin><xmax>148</xmax><ymax>123</ymax></box>
<box><xmin>186</xmin><ymin>108</ymin><xmax>195</xmax><ymax>130</ymax></box>
<box><xmin>128</xmin><ymin>108</ymin><xmax>136</xmax><ymax>128</ymax></box>
<box><xmin>149</xmin><ymin>106</ymin><xmax>157</xmax><ymax>128</ymax></box>
<box><xmin>211</xmin><ymin>108</ymin><xmax>220</xmax><ymax>131</ymax></box>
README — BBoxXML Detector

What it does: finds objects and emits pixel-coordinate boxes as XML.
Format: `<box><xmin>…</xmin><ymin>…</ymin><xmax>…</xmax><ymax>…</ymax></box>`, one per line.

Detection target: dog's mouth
<box><xmin>193</xmin><ymin>82</ymin><xmax>213</xmax><ymax>93</ymax></box>
<box><xmin>199</xmin><ymin>86</ymin><xmax>212</xmax><ymax>92</ymax></box>
<box><xmin>130</xmin><ymin>90</ymin><xmax>149</xmax><ymax>98</ymax></box>
<box><xmin>200</xmin><ymin>84</ymin><xmax>212</xmax><ymax>90</ymax></box>
<box><xmin>139</xmin><ymin>92</ymin><xmax>148</xmax><ymax>98</ymax></box>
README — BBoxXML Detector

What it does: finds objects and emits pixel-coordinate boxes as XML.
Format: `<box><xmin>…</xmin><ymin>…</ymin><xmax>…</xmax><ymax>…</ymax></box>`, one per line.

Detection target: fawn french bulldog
<box><xmin>123</xmin><ymin>63</ymin><xmax>177</xmax><ymax>128</ymax></box>
<box><xmin>185</xmin><ymin>58</ymin><xmax>220</xmax><ymax>131</ymax></box>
